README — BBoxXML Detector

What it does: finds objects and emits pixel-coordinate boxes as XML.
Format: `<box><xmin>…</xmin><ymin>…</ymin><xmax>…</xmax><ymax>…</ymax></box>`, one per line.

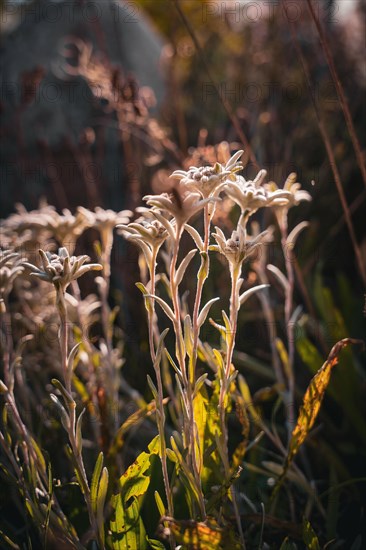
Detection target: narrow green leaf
<box><xmin>184</xmin><ymin>315</ymin><xmax>194</xmax><ymax>358</ymax></box>
<box><xmin>197</xmin><ymin>251</ymin><xmax>209</xmax><ymax>282</ymax></box>
<box><xmin>154</xmin><ymin>328</ymin><xmax>169</xmax><ymax>370</ymax></box>
<box><xmin>97</xmin><ymin>466</ymin><xmax>109</xmax><ymax>546</ymax></box>
<box><xmin>154</xmin><ymin>490</ymin><xmax>166</xmax><ymax>516</ymax></box>
<box><xmin>0</xmin><ymin>530</ymin><xmax>20</xmax><ymax>549</ymax></box>
<box><xmin>51</xmin><ymin>378</ymin><xmax>74</xmax><ymax>406</ymax></box>
<box><xmin>146</xmin><ymin>538</ymin><xmax>165</xmax><ymax>550</ymax></box>
<box><xmin>67</xmin><ymin>342</ymin><xmax>81</xmax><ymax>376</ymax></box>
<box><xmin>303</xmin><ymin>518</ymin><xmax>320</xmax><ymax>550</ymax></box>
<box><xmin>147</xmin><ymin>375</ymin><xmax>158</xmax><ymax>402</ymax></box>
<box><xmin>91</xmin><ymin>452</ymin><xmax>104</xmax><ymax>515</ymax></box>
<box><xmin>50</xmin><ymin>394</ymin><xmax>70</xmax><ymax>431</ymax></box>
<box><xmin>136</xmin><ymin>282</ymin><xmax>153</xmax><ymax>315</ymax></box>
<box><xmin>75</xmin><ymin>408</ymin><xmax>86</xmax><ymax>456</ymax></box>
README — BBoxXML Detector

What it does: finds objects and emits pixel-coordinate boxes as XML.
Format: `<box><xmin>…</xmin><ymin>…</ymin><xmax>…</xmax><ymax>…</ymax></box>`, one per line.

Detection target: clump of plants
<box><xmin>0</xmin><ymin>150</ymin><xmax>362</xmax><ymax>549</ymax></box>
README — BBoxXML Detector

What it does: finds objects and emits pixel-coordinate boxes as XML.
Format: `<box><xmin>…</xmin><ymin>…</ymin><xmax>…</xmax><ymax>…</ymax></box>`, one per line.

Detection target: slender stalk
<box><xmin>57</xmin><ymin>288</ymin><xmax>98</xmax><ymax>545</ymax></box>
<box><xmin>169</xmin><ymin>225</ymin><xmax>206</xmax><ymax>520</ymax></box>
<box><xmin>100</xmin><ymin>229</ymin><xmax>113</xmax><ymax>353</ymax></box>
<box><xmin>218</xmin><ymin>263</ymin><xmax>246</xmax><ymax>549</ymax></box>
<box><xmin>280</xmin><ymin>223</ymin><xmax>296</xmax><ymax>438</ymax></box>
<box><xmin>147</xmin><ymin>248</ymin><xmax>175</xmax><ymax>529</ymax></box>
<box><xmin>192</xmin><ymin>205</ymin><xmax>211</xmax><ymax>377</ymax></box>
<box><xmin>169</xmin><ymin>226</ymin><xmax>187</xmax><ymax>384</ymax></box>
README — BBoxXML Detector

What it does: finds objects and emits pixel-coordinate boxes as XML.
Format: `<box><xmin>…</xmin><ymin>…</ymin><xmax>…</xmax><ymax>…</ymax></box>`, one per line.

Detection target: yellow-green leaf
<box><xmin>119</xmin><ymin>436</ymin><xmax>159</xmax><ymax>504</ymax></box>
<box><xmin>91</xmin><ymin>452</ymin><xmax>104</xmax><ymax>515</ymax></box>
<box><xmin>303</xmin><ymin>518</ymin><xmax>320</xmax><ymax>550</ymax></box>
<box><xmin>275</xmin><ymin>338</ymin><xmax>290</xmax><ymax>381</ymax></box>
<box><xmin>273</xmin><ymin>338</ymin><xmax>362</xmax><ymax>499</ymax></box>
<box><xmin>97</xmin><ymin>466</ymin><xmax>109</xmax><ymax>546</ymax></box>
<box><xmin>288</xmin><ymin>339</ymin><xmax>359</xmax><ymax>464</ymax></box>
<box><xmin>193</xmin><ymin>386</ymin><xmax>208</xmax><ymax>475</ymax></box>
<box><xmin>166</xmin><ymin>517</ymin><xmax>241</xmax><ymax>549</ymax></box>
<box><xmin>110</xmin><ymin>496</ymin><xmax>147</xmax><ymax>550</ymax></box>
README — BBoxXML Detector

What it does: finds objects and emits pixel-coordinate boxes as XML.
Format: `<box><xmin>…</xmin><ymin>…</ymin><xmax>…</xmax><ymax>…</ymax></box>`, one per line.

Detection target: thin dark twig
<box><xmin>305</xmin><ymin>0</ymin><xmax>366</xmax><ymax>189</ymax></box>
<box><xmin>286</xmin><ymin>9</ymin><xmax>366</xmax><ymax>286</ymax></box>
<box><xmin>171</xmin><ymin>0</ymin><xmax>259</xmax><ymax>170</ymax></box>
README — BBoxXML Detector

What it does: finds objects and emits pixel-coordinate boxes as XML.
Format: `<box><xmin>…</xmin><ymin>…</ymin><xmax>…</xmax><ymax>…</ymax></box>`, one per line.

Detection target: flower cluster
<box><xmin>119</xmin><ymin>150</ymin><xmax>312</xmax><ymax>271</ymax></box>
<box><xmin>78</xmin><ymin>206</ymin><xmax>132</xmax><ymax>235</ymax></box>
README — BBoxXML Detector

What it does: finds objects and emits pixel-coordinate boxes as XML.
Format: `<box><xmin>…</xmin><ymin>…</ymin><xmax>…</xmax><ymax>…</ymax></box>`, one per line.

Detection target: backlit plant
<box><xmin>0</xmin><ymin>153</ymin><xmax>363</xmax><ymax>550</ymax></box>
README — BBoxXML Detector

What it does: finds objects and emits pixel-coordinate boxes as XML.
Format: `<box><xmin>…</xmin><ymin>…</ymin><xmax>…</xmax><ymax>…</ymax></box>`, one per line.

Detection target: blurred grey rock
<box><xmin>0</xmin><ymin>0</ymin><xmax>167</xmax><ymax>215</ymax></box>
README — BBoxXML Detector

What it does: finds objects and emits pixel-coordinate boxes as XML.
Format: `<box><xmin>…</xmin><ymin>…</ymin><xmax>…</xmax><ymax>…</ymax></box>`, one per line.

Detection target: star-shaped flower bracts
<box><xmin>211</xmin><ymin>225</ymin><xmax>270</xmax><ymax>269</ymax></box>
<box><xmin>224</xmin><ymin>170</ymin><xmax>292</xmax><ymax>224</ymax></box>
<box><xmin>117</xmin><ymin>211</ymin><xmax>169</xmax><ymax>268</ymax></box>
<box><xmin>143</xmin><ymin>188</ymin><xmax>215</xmax><ymax>231</ymax></box>
<box><xmin>0</xmin><ymin>249</ymin><xmax>24</xmax><ymax>305</ymax></box>
<box><xmin>264</xmin><ymin>173</ymin><xmax>312</xmax><ymax>230</ymax></box>
<box><xmin>24</xmin><ymin>248</ymin><xmax>102</xmax><ymax>293</ymax></box>
<box><xmin>170</xmin><ymin>149</ymin><xmax>244</xmax><ymax>199</ymax></box>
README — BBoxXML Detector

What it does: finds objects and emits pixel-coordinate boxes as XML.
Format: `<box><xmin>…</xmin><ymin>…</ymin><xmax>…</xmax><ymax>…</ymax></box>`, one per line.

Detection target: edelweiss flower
<box><xmin>224</xmin><ymin>170</ymin><xmax>291</xmax><ymax>219</ymax></box>
<box><xmin>170</xmin><ymin>149</ymin><xmax>244</xmax><ymax>198</ymax></box>
<box><xmin>143</xmin><ymin>187</ymin><xmax>216</xmax><ymax>228</ymax></box>
<box><xmin>265</xmin><ymin>173</ymin><xmax>312</xmax><ymax>208</ymax></box>
<box><xmin>23</xmin><ymin>248</ymin><xmax>102</xmax><ymax>291</ymax></box>
<box><xmin>212</xmin><ymin>225</ymin><xmax>270</xmax><ymax>267</ymax></box>
<box><xmin>118</xmin><ymin>209</ymin><xmax>169</xmax><ymax>266</ymax></box>
<box><xmin>24</xmin><ymin>208</ymin><xmax>92</xmax><ymax>250</ymax></box>
<box><xmin>264</xmin><ymin>173</ymin><xmax>312</xmax><ymax>229</ymax></box>
<box><xmin>78</xmin><ymin>206</ymin><xmax>132</xmax><ymax>232</ymax></box>
<box><xmin>0</xmin><ymin>249</ymin><xmax>24</xmax><ymax>301</ymax></box>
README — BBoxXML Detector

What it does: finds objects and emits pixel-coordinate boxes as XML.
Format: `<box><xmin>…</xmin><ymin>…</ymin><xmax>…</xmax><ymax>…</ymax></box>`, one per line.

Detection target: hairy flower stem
<box><xmin>192</xmin><ymin>206</ymin><xmax>210</xmax><ymax>380</ymax></box>
<box><xmin>218</xmin><ymin>264</ymin><xmax>246</xmax><ymax>549</ymax></box>
<box><xmin>280</xmin><ymin>225</ymin><xmax>296</xmax><ymax>441</ymax></box>
<box><xmin>147</xmin><ymin>249</ymin><xmax>175</xmax><ymax>531</ymax></box>
<box><xmin>100</xmin><ymin>230</ymin><xmax>113</xmax><ymax>352</ymax></box>
<box><xmin>170</xmin><ymin>226</ymin><xmax>206</xmax><ymax>520</ymax></box>
<box><xmin>57</xmin><ymin>289</ymin><xmax>98</xmax><ymax>544</ymax></box>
